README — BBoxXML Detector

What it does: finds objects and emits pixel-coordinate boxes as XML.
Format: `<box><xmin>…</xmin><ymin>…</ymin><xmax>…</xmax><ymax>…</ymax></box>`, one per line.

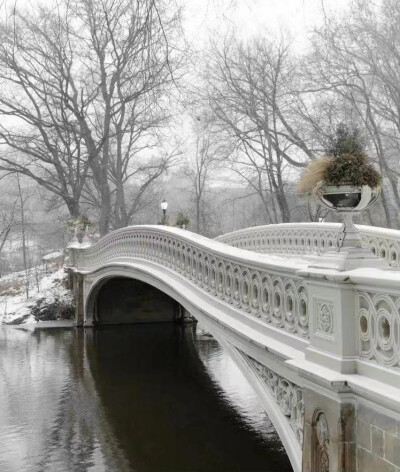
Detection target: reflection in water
<box><xmin>0</xmin><ymin>324</ymin><xmax>292</xmax><ymax>472</ymax></box>
<box><xmin>195</xmin><ymin>326</ymin><xmax>279</xmax><ymax>443</ymax></box>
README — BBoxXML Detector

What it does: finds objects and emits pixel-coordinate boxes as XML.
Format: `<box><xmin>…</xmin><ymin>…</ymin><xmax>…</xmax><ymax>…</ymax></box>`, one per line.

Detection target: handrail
<box><xmin>71</xmin><ymin>225</ymin><xmax>311</xmax><ymax>340</ymax></box>
<box><xmin>215</xmin><ymin>222</ymin><xmax>400</xmax><ymax>268</ymax></box>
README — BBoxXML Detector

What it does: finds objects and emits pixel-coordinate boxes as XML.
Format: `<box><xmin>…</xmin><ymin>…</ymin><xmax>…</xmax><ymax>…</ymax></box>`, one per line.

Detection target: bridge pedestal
<box><xmin>175</xmin><ymin>304</ymin><xmax>197</xmax><ymax>324</ymax></box>
<box><xmin>299</xmin><ymin>269</ymin><xmax>358</xmax><ymax>374</ymax></box>
<box><xmin>72</xmin><ymin>272</ymin><xmax>84</xmax><ymax>327</ymax></box>
<box><xmin>303</xmin><ymin>387</ymin><xmax>355</xmax><ymax>472</ymax></box>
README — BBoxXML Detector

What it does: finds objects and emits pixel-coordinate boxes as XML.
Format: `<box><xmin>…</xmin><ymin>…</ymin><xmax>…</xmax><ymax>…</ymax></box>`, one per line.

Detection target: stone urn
<box><xmin>310</xmin><ymin>185</ymin><xmax>387</xmax><ymax>270</ymax></box>
<box><xmin>318</xmin><ymin>185</ymin><xmax>379</xmax><ymax>250</ymax></box>
<box><xmin>319</xmin><ymin>185</ymin><xmax>380</xmax><ymax>213</ymax></box>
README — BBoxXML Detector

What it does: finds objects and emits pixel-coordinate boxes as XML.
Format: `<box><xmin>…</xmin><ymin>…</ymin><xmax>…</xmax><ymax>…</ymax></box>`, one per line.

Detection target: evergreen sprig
<box><xmin>324</xmin><ymin>153</ymin><xmax>381</xmax><ymax>188</ymax></box>
<box><xmin>325</xmin><ymin>123</ymin><xmax>366</xmax><ymax>157</ymax></box>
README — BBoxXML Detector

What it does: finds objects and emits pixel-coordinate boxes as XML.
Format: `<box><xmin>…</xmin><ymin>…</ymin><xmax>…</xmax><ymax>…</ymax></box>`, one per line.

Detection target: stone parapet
<box><xmin>216</xmin><ymin>222</ymin><xmax>400</xmax><ymax>269</ymax></box>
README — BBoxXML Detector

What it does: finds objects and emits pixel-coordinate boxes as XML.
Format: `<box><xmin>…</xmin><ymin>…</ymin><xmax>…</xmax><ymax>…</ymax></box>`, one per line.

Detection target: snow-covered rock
<box><xmin>0</xmin><ymin>268</ymin><xmax>74</xmax><ymax>325</ymax></box>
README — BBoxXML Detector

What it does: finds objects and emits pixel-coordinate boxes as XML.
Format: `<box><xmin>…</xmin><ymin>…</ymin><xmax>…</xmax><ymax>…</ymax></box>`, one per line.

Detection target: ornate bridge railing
<box><xmin>69</xmin><ymin>224</ymin><xmax>400</xmax><ymax>377</ymax></box>
<box><xmin>355</xmin><ymin>275</ymin><xmax>400</xmax><ymax>370</ymax></box>
<box><xmin>215</xmin><ymin>222</ymin><xmax>400</xmax><ymax>268</ymax></box>
<box><xmin>71</xmin><ymin>225</ymin><xmax>310</xmax><ymax>340</ymax></box>
<box><xmin>68</xmin><ymin>224</ymin><xmax>400</xmax><ymax>472</ymax></box>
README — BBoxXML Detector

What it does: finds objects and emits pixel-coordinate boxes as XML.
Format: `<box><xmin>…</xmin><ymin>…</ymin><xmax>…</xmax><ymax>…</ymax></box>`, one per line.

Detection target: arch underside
<box><xmin>83</xmin><ymin>261</ymin><xmax>304</xmax><ymax>472</ymax></box>
<box><xmin>91</xmin><ymin>277</ymin><xmax>180</xmax><ymax>325</ymax></box>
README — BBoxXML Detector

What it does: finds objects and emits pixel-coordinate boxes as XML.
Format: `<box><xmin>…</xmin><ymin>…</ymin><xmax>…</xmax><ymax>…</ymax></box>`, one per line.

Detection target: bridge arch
<box><xmin>87</xmin><ymin>276</ymin><xmax>183</xmax><ymax>325</ymax></box>
<box><xmin>83</xmin><ymin>263</ymin><xmax>302</xmax><ymax>472</ymax></box>
<box><xmin>84</xmin><ymin>265</ymin><xmax>199</xmax><ymax>327</ymax></box>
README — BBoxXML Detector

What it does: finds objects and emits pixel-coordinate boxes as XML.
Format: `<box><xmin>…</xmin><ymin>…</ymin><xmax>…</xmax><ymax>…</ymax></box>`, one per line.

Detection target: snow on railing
<box><xmin>72</xmin><ymin>225</ymin><xmax>311</xmax><ymax>340</ymax></box>
<box><xmin>215</xmin><ymin>223</ymin><xmax>400</xmax><ymax>268</ymax></box>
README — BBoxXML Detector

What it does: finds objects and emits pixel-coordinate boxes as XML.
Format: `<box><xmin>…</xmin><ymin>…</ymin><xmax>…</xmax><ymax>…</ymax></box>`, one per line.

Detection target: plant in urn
<box><xmin>298</xmin><ymin>124</ymin><xmax>387</xmax><ymax>270</ymax></box>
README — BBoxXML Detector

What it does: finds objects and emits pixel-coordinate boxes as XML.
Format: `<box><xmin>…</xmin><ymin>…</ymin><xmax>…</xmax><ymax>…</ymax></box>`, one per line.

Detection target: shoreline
<box><xmin>9</xmin><ymin>320</ymin><xmax>75</xmax><ymax>331</ymax></box>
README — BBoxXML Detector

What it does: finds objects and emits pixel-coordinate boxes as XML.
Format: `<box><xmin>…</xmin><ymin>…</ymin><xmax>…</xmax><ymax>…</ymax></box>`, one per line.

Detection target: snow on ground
<box><xmin>0</xmin><ymin>268</ymin><xmax>73</xmax><ymax>325</ymax></box>
<box><xmin>41</xmin><ymin>251</ymin><xmax>63</xmax><ymax>261</ymax></box>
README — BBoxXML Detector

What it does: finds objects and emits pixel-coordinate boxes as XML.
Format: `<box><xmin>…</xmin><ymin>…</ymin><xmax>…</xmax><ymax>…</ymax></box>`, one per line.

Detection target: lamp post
<box><xmin>160</xmin><ymin>199</ymin><xmax>168</xmax><ymax>225</ymax></box>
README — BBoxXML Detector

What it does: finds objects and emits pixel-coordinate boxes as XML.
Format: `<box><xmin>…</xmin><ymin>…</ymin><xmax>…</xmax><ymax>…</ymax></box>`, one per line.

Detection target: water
<box><xmin>0</xmin><ymin>323</ymin><xmax>292</xmax><ymax>472</ymax></box>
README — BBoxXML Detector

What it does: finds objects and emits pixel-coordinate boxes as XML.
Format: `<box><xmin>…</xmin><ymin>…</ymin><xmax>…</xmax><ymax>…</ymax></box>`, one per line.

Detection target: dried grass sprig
<box><xmin>298</xmin><ymin>157</ymin><xmax>331</xmax><ymax>194</ymax></box>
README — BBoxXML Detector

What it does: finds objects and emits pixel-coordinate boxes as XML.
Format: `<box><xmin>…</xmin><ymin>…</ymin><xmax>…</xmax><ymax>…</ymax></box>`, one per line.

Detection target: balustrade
<box><xmin>70</xmin><ymin>224</ymin><xmax>400</xmax><ymax>379</ymax></box>
<box><xmin>216</xmin><ymin>223</ymin><xmax>400</xmax><ymax>268</ymax></box>
<box><xmin>357</xmin><ymin>289</ymin><xmax>400</xmax><ymax>369</ymax></box>
<box><xmin>73</xmin><ymin>226</ymin><xmax>310</xmax><ymax>340</ymax></box>
<box><xmin>240</xmin><ymin>350</ymin><xmax>304</xmax><ymax>447</ymax></box>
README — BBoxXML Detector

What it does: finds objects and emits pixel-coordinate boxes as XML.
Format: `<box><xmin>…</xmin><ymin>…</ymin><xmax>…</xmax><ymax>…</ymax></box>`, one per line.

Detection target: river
<box><xmin>0</xmin><ymin>323</ymin><xmax>293</xmax><ymax>472</ymax></box>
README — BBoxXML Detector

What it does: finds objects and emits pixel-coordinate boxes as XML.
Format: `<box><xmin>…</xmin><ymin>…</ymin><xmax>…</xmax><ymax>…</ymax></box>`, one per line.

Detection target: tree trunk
<box><xmin>196</xmin><ymin>198</ymin><xmax>201</xmax><ymax>233</ymax></box>
<box><xmin>114</xmin><ymin>178</ymin><xmax>129</xmax><ymax>229</ymax></box>
<box><xmin>66</xmin><ymin>200</ymin><xmax>81</xmax><ymax>219</ymax></box>
<box><xmin>17</xmin><ymin>175</ymin><xmax>29</xmax><ymax>298</ymax></box>
<box><xmin>99</xmin><ymin>183</ymin><xmax>111</xmax><ymax>236</ymax></box>
<box><xmin>276</xmin><ymin>192</ymin><xmax>291</xmax><ymax>223</ymax></box>
<box><xmin>380</xmin><ymin>187</ymin><xmax>395</xmax><ymax>229</ymax></box>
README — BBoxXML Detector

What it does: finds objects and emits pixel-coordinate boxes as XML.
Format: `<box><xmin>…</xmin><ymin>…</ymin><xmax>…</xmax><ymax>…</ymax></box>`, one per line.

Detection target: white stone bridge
<box><xmin>67</xmin><ymin>223</ymin><xmax>400</xmax><ymax>472</ymax></box>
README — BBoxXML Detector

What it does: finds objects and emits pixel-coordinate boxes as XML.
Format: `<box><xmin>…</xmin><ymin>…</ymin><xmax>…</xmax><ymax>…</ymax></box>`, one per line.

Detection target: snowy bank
<box><xmin>0</xmin><ymin>268</ymin><xmax>74</xmax><ymax>325</ymax></box>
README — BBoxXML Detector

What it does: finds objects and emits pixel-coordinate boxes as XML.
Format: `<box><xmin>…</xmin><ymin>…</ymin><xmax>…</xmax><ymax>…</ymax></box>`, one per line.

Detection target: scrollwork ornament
<box><xmin>216</xmin><ymin>224</ymin><xmax>400</xmax><ymax>268</ymax></box>
<box><xmin>75</xmin><ymin>227</ymin><xmax>311</xmax><ymax>340</ymax></box>
<box><xmin>357</xmin><ymin>291</ymin><xmax>400</xmax><ymax>368</ymax></box>
<box><xmin>316</xmin><ymin>414</ymin><xmax>328</xmax><ymax>446</ymax></box>
<box><xmin>284</xmin><ymin>280</ymin><xmax>296</xmax><ymax>332</ymax></box>
<box><xmin>318</xmin><ymin>303</ymin><xmax>334</xmax><ymax>335</ymax></box>
<box><xmin>320</xmin><ymin>450</ymin><xmax>329</xmax><ymax>472</ymax></box>
<box><xmin>296</xmin><ymin>283</ymin><xmax>309</xmax><ymax>337</ymax></box>
<box><xmin>240</xmin><ymin>352</ymin><xmax>304</xmax><ymax>447</ymax></box>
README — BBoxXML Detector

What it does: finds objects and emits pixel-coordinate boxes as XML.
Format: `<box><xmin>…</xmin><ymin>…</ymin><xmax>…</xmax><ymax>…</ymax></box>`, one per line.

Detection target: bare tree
<box><xmin>0</xmin><ymin>197</ymin><xmax>16</xmax><ymax>275</ymax></box>
<box><xmin>107</xmin><ymin>101</ymin><xmax>175</xmax><ymax>229</ymax></box>
<box><xmin>16</xmin><ymin>173</ymin><xmax>30</xmax><ymax>297</ymax></box>
<box><xmin>309</xmin><ymin>0</ymin><xmax>400</xmax><ymax>228</ymax></box>
<box><xmin>206</xmin><ymin>35</ymin><xmax>316</xmax><ymax>223</ymax></box>
<box><xmin>0</xmin><ymin>0</ymin><xmax>183</xmax><ymax>235</ymax></box>
<box><xmin>182</xmin><ymin>111</ymin><xmax>227</xmax><ymax>234</ymax></box>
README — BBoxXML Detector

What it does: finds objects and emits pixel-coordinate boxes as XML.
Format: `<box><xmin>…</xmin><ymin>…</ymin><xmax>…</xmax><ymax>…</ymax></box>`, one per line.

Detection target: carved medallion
<box><xmin>314</xmin><ymin>300</ymin><xmax>335</xmax><ymax>339</ymax></box>
<box><xmin>318</xmin><ymin>304</ymin><xmax>334</xmax><ymax>334</ymax></box>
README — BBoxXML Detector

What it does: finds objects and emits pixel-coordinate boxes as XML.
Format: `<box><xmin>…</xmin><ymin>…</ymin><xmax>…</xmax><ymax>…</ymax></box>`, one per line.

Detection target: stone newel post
<box><xmin>297</xmin><ymin>266</ymin><xmax>357</xmax><ymax>472</ymax></box>
<box><xmin>66</xmin><ymin>229</ymin><xmax>92</xmax><ymax>327</ymax></box>
<box><xmin>298</xmin><ymin>269</ymin><xmax>358</xmax><ymax>375</ymax></box>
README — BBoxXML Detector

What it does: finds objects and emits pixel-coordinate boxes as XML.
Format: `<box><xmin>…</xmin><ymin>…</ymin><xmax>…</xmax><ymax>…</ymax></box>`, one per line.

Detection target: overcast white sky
<box><xmin>182</xmin><ymin>0</ymin><xmax>352</xmax><ymax>52</ymax></box>
<box><xmin>2</xmin><ymin>0</ymin><xmax>368</xmax><ymax>53</ymax></box>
